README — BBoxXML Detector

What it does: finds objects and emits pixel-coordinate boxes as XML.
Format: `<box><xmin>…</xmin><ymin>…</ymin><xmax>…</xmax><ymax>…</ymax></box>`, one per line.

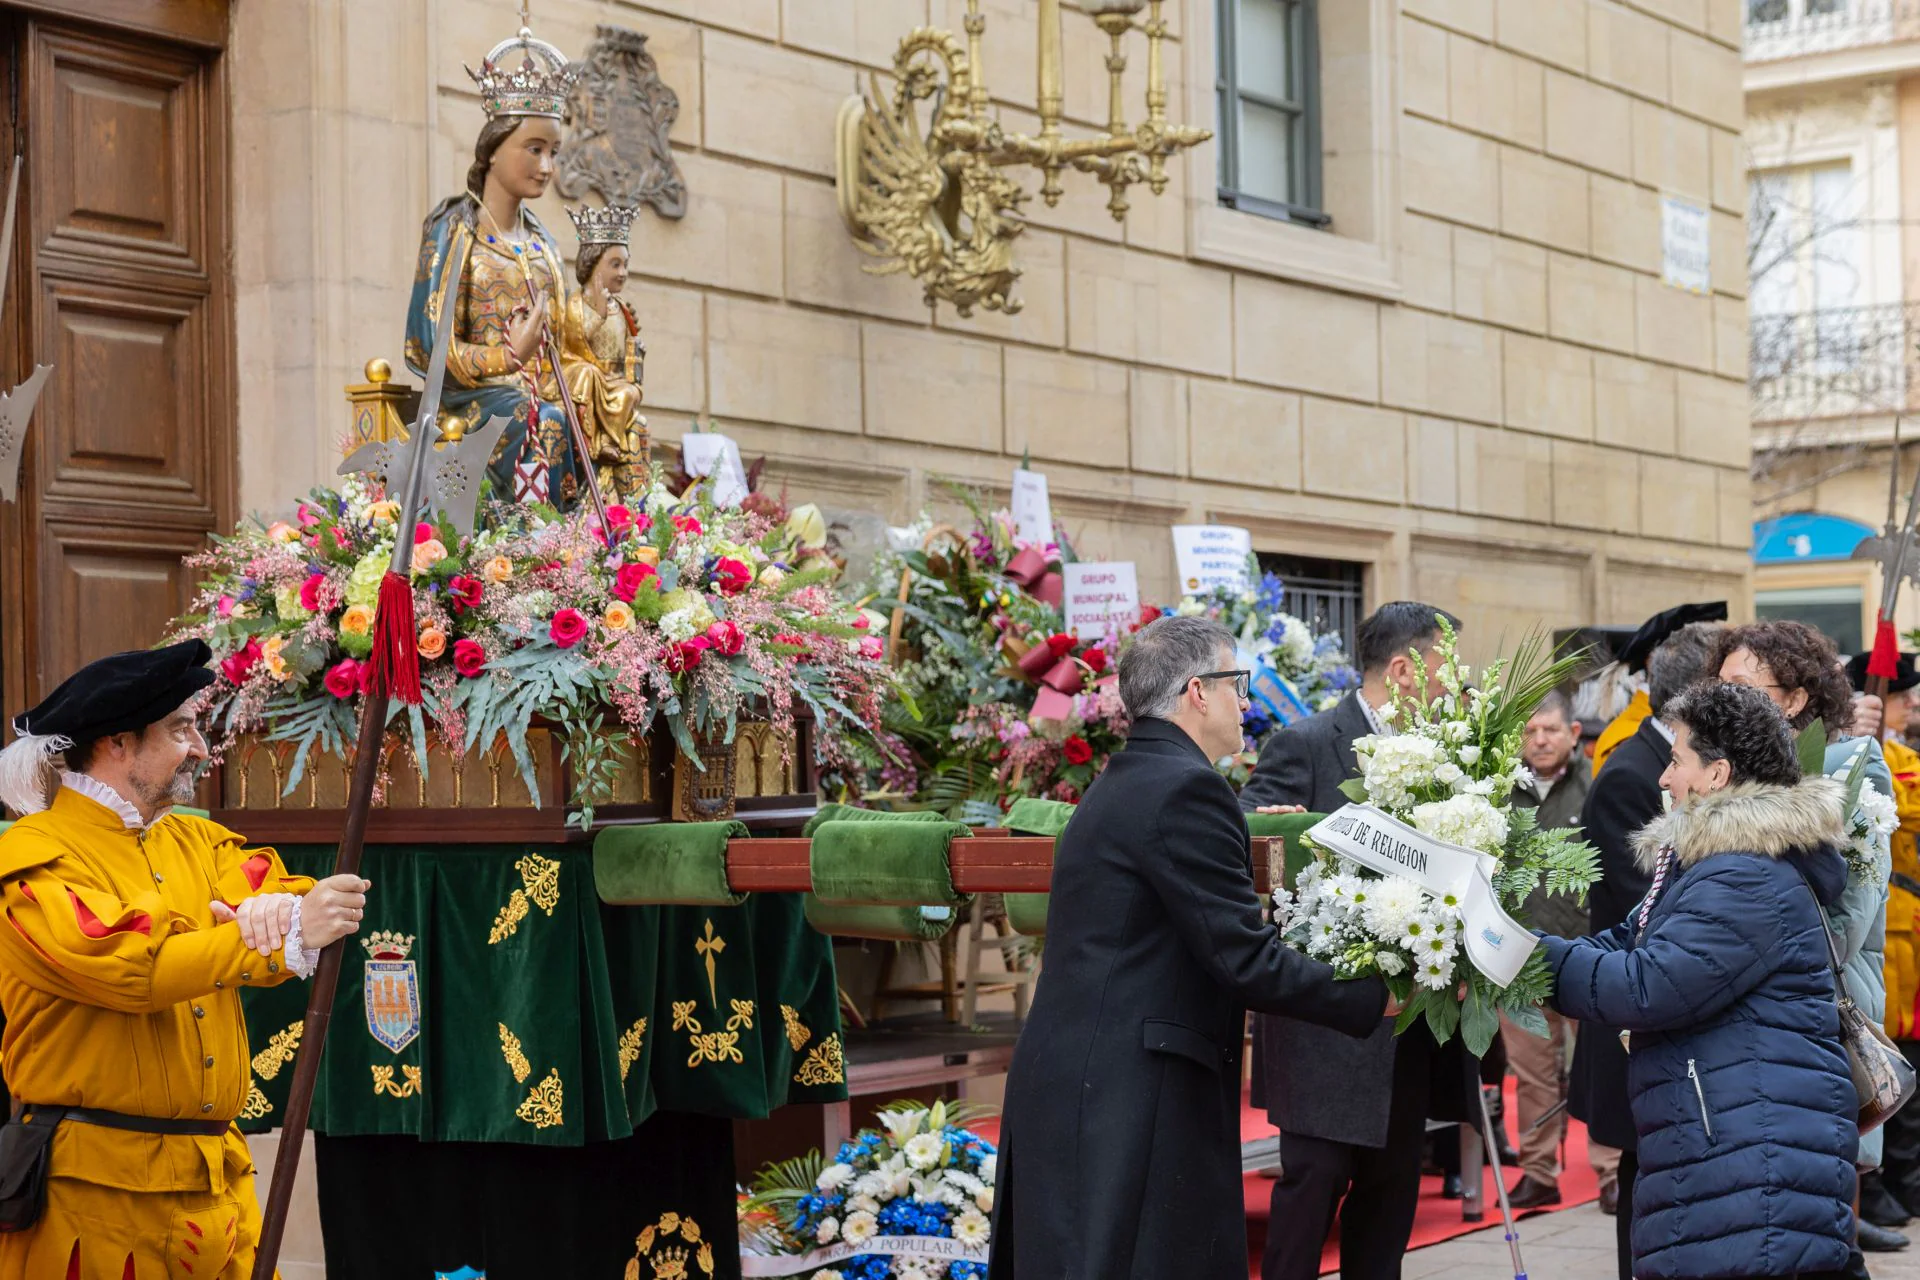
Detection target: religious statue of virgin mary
<box><xmin>404</xmin><ymin>27</ymin><xmax>591</xmax><ymax>510</ymax></box>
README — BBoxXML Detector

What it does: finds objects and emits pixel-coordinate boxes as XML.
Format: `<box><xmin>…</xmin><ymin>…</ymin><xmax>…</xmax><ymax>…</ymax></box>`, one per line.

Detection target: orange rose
<box><xmin>340</xmin><ymin>605</ymin><xmax>374</xmax><ymax>637</ymax></box>
<box><xmin>417</xmin><ymin>626</ymin><xmax>448</xmax><ymax>660</ymax></box>
<box><xmin>604</xmin><ymin>602</ymin><xmax>635</xmax><ymax>632</ymax></box>
<box><xmin>630</xmin><ymin>546</ymin><xmax>660</xmax><ymax>567</ymax></box>
<box><xmin>482</xmin><ymin>555</ymin><xmax>513</xmax><ymax>584</ymax></box>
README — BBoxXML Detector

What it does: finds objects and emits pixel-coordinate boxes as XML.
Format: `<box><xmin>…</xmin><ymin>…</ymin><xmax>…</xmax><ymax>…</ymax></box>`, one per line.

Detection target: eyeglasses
<box><xmin>1195</xmin><ymin>669</ymin><xmax>1251</xmax><ymax>700</ymax></box>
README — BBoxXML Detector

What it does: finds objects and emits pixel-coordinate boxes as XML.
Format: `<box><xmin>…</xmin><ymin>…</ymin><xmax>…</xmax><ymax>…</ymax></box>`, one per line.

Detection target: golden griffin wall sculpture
<box><xmin>835</xmin><ymin>0</ymin><xmax>1208</xmax><ymax>316</ymax></box>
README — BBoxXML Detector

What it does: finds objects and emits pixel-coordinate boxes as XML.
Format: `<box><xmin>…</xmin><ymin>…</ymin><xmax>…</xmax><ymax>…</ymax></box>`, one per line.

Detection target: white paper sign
<box><xmin>680</xmin><ymin>432</ymin><xmax>750</xmax><ymax>507</ymax></box>
<box><xmin>1063</xmin><ymin>561</ymin><xmax>1140</xmax><ymax>639</ymax></box>
<box><xmin>1172</xmin><ymin>524</ymin><xmax>1253</xmax><ymax>593</ymax></box>
<box><xmin>1011</xmin><ymin>468</ymin><xmax>1053</xmax><ymax>545</ymax></box>
<box><xmin>1306</xmin><ymin>804</ymin><xmax>1537</xmax><ymax>987</ymax></box>
<box><xmin>1661</xmin><ymin>195</ymin><xmax>1711</xmax><ymax>295</ymax></box>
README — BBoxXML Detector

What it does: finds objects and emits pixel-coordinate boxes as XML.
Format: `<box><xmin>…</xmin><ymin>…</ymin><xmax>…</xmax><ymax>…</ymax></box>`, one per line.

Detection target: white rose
<box><xmin>1456</xmin><ymin>745</ymin><xmax>1481</xmax><ymax>765</ymax></box>
<box><xmin>974</xmin><ymin>1186</ymin><xmax>995</xmax><ymax>1213</ymax></box>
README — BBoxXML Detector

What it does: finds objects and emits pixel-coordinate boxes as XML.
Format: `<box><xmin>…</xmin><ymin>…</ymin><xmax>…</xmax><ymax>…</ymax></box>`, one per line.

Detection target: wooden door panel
<box><xmin>39</xmin><ymin>520</ymin><xmax>204</xmax><ymax>668</ymax></box>
<box><xmin>36</xmin><ymin>28</ymin><xmax>203</xmax><ymax>270</ymax></box>
<box><xmin>37</xmin><ymin>276</ymin><xmax>207</xmax><ymax>505</ymax></box>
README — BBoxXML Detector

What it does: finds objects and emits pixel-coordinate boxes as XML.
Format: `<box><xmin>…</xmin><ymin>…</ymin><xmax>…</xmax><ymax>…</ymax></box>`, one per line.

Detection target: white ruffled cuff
<box><xmin>284</xmin><ymin>896</ymin><xmax>323</xmax><ymax>979</ymax></box>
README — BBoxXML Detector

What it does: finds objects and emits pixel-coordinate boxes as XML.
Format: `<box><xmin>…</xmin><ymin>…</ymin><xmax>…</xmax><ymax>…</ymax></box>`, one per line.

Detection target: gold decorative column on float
<box><xmin>834</xmin><ymin>0</ymin><xmax>1209</xmax><ymax>316</ymax></box>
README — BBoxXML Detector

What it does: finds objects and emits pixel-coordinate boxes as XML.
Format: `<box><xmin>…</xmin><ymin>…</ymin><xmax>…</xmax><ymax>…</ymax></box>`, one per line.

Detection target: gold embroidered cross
<box><xmin>694</xmin><ymin>919</ymin><xmax>726</xmax><ymax>1008</ymax></box>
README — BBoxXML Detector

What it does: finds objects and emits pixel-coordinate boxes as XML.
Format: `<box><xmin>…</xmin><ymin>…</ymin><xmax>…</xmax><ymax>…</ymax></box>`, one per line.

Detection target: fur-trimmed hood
<box><xmin>1631</xmin><ymin>775</ymin><xmax>1848</xmax><ymax>873</ymax></box>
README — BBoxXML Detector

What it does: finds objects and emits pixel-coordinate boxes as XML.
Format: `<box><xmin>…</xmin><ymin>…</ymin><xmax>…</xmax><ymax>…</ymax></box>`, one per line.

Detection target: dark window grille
<box><xmin>1216</xmin><ymin>0</ymin><xmax>1327</xmax><ymax>227</ymax></box>
<box><xmin>1257</xmin><ymin>553</ymin><xmax>1365</xmax><ymax>656</ymax></box>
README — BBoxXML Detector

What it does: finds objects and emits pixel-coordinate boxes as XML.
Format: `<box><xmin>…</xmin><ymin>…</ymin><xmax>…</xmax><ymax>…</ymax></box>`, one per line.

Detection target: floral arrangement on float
<box><xmin>170</xmin><ymin>473</ymin><xmax>897</xmax><ymax>826</ymax></box>
<box><xmin>1270</xmin><ymin>624</ymin><xmax>1600</xmax><ymax>1053</ymax></box>
<box><xmin>1166</xmin><ymin>569</ymin><xmax>1360</xmax><ymax>779</ymax></box>
<box><xmin>740</xmin><ymin>1101</ymin><xmax>995</xmax><ymax>1280</ymax></box>
<box><xmin>858</xmin><ymin>488</ymin><xmax>1148</xmax><ymax>816</ymax></box>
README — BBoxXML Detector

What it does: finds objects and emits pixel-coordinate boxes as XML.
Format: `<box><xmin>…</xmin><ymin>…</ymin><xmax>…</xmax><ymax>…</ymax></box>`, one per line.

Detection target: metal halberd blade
<box><xmin>0</xmin><ymin>362</ymin><xmax>49</xmax><ymax>504</ymax></box>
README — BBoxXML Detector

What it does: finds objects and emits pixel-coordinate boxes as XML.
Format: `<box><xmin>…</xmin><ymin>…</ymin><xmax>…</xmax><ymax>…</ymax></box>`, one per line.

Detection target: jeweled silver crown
<box><xmin>467</xmin><ymin>27</ymin><xmax>578</xmax><ymax>121</ymax></box>
<box><xmin>566</xmin><ymin>203</ymin><xmax>638</xmax><ymax>247</ymax></box>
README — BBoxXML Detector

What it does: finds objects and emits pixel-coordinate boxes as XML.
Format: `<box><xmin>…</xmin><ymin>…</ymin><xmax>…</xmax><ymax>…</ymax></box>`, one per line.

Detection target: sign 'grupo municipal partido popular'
<box><xmin>1172</xmin><ymin>524</ymin><xmax>1252</xmax><ymax>593</ymax></box>
<box><xmin>1306</xmin><ymin>803</ymin><xmax>1537</xmax><ymax>987</ymax></box>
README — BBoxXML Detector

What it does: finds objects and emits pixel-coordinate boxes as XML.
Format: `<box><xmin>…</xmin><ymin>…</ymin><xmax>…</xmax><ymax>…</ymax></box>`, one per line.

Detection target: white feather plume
<box><xmin>0</xmin><ymin>731</ymin><xmax>67</xmax><ymax>816</ymax></box>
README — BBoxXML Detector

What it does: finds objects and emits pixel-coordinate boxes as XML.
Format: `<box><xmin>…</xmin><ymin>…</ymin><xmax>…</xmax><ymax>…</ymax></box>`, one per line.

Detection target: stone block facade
<box><xmin>231</xmin><ymin>0</ymin><xmax>1751</xmax><ymax>670</ymax></box>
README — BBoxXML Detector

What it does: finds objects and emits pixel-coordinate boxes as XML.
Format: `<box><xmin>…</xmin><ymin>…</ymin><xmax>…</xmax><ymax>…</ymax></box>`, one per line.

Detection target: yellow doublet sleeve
<box><xmin>202</xmin><ymin>831</ymin><xmax>314</xmax><ymax>907</ymax></box>
<box><xmin>0</xmin><ymin>865</ymin><xmax>304</xmax><ymax>1015</ymax></box>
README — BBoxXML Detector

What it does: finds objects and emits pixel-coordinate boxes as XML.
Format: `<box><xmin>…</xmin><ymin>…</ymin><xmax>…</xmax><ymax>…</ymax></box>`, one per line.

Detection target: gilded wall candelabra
<box><xmin>835</xmin><ymin>0</ymin><xmax>1209</xmax><ymax>316</ymax></box>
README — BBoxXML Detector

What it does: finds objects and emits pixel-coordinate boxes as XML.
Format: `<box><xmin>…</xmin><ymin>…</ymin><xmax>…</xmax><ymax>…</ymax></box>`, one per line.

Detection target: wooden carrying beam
<box><xmin>720</xmin><ymin>837</ymin><xmax>1280</xmax><ymax>897</ymax></box>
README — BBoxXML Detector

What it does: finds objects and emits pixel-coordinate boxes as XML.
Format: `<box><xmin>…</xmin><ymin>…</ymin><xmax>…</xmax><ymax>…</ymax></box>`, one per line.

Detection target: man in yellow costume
<box><xmin>0</xmin><ymin>640</ymin><xmax>369</xmax><ymax>1279</ymax></box>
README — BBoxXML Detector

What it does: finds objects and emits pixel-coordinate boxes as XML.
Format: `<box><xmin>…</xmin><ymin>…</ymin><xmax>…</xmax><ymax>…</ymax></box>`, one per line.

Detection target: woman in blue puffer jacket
<box><xmin>1540</xmin><ymin>681</ymin><xmax>1858</xmax><ymax>1279</ymax></box>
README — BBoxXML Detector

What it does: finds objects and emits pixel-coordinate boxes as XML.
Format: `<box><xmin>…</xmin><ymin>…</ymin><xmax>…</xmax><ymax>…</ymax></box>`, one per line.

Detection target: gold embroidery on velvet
<box><xmin>780</xmin><ymin>1004</ymin><xmax>811</xmax><ymax>1051</ymax></box>
<box><xmin>516</xmin><ymin>1067</ymin><xmax>565</xmax><ymax>1128</ymax></box>
<box><xmin>618</xmin><ymin>1018</ymin><xmax>647</xmax><ymax>1082</ymax></box>
<box><xmin>726</xmin><ymin>999</ymin><xmax>754</xmax><ymax>1032</ymax></box>
<box><xmin>671</xmin><ymin>1000</ymin><xmax>700</xmax><ymax>1032</ymax></box>
<box><xmin>251</xmin><ymin>1021</ymin><xmax>304</xmax><ymax>1081</ymax></box>
<box><xmin>499</xmin><ymin>1023</ymin><xmax>532</xmax><ymax>1084</ymax></box>
<box><xmin>489</xmin><ymin>890</ymin><xmax>529</xmax><ymax>944</ymax></box>
<box><xmin>626</xmin><ymin>1212</ymin><xmax>715</xmax><ymax>1280</ymax></box>
<box><xmin>239</xmin><ymin>1079</ymin><xmax>273</xmax><ymax>1120</ymax></box>
<box><xmin>794</xmin><ymin>1034</ymin><xmax>846</xmax><ymax>1086</ymax></box>
<box><xmin>694</xmin><ymin>919</ymin><xmax>726</xmax><ymax>1007</ymax></box>
<box><xmin>372</xmin><ymin>1064</ymin><xmax>423</xmax><ymax>1097</ymax></box>
<box><xmin>685</xmin><ymin>1029</ymin><xmax>744</xmax><ymax>1069</ymax></box>
<box><xmin>489</xmin><ymin>854</ymin><xmax>563</xmax><ymax>945</ymax></box>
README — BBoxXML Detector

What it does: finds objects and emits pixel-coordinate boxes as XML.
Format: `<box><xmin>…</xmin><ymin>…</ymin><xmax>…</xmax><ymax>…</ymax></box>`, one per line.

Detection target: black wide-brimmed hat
<box><xmin>1848</xmin><ymin>649</ymin><xmax>1920</xmax><ymax>694</ymax></box>
<box><xmin>1618</xmin><ymin>601</ymin><xmax>1729</xmax><ymax>673</ymax></box>
<box><xmin>12</xmin><ymin>639</ymin><xmax>216</xmax><ymax>742</ymax></box>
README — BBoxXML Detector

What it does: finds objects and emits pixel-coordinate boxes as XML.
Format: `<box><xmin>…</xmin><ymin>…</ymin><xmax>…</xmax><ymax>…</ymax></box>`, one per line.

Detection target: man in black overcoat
<box><xmin>1568</xmin><ymin>615</ymin><xmax>1721</xmax><ymax>1280</ymax></box>
<box><xmin>1239</xmin><ymin>602</ymin><xmax>1475</xmax><ymax>1280</ymax></box>
<box><xmin>989</xmin><ymin>616</ymin><xmax>1391</xmax><ymax>1280</ymax></box>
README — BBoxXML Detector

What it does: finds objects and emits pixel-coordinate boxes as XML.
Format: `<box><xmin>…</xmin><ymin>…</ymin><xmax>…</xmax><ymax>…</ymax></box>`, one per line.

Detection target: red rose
<box><xmin>605</xmin><ymin>504</ymin><xmax>634</xmax><ymax>532</ymax></box>
<box><xmin>705</xmin><ymin>619</ymin><xmax>746</xmax><ymax>656</ymax></box>
<box><xmin>1046</xmin><ymin>633</ymin><xmax>1075</xmax><ymax>659</ymax></box>
<box><xmin>1082</xmin><ymin>647</ymin><xmax>1108</xmax><ymax>674</ymax></box>
<box><xmin>323</xmin><ymin>658</ymin><xmax>363</xmax><ymax>700</ymax></box>
<box><xmin>414</xmin><ymin>521</ymin><xmax>436</xmax><ymax>545</ymax></box>
<box><xmin>671</xmin><ymin>513</ymin><xmax>702</xmax><ymax>537</ymax></box>
<box><xmin>613</xmin><ymin>561</ymin><xmax>659</xmax><ymax>602</ymax></box>
<box><xmin>549</xmin><ymin>608</ymin><xmax>589</xmax><ymax>648</ymax></box>
<box><xmin>711</xmin><ymin>557</ymin><xmax>752</xmax><ymax>597</ymax></box>
<box><xmin>220</xmin><ymin>637</ymin><xmax>262</xmax><ymax>685</ymax></box>
<box><xmin>298</xmin><ymin>573</ymin><xmax>327</xmax><ymax>612</ymax></box>
<box><xmin>1062</xmin><ymin>735</ymin><xmax>1094</xmax><ymax>765</ymax></box>
<box><xmin>448</xmin><ymin>574</ymin><xmax>484</xmax><ymax>612</ymax></box>
<box><xmin>452</xmin><ymin>638</ymin><xmax>488</xmax><ymax>678</ymax></box>
<box><xmin>1138</xmin><ymin>605</ymin><xmax>1162</xmax><ymax>628</ymax></box>
<box><xmin>666</xmin><ymin>635</ymin><xmax>711</xmax><ymax>672</ymax></box>
<box><xmin>635</xmin><ymin>512</ymin><xmax>654</xmax><ymax>534</ymax></box>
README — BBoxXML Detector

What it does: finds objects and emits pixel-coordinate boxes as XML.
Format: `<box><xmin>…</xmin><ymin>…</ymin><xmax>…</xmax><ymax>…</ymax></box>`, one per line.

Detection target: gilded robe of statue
<box><xmin>559</xmin><ymin>292</ymin><xmax>648</xmax><ymax>504</ymax></box>
<box><xmin>406</xmin><ymin>195</ymin><xmax>580</xmax><ymax>509</ymax></box>
<box><xmin>0</xmin><ymin>782</ymin><xmax>314</xmax><ymax>1279</ymax></box>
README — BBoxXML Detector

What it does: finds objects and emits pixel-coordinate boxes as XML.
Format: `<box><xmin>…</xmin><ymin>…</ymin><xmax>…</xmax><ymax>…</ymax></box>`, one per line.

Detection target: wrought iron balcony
<box><xmin>1746</xmin><ymin>0</ymin><xmax>1920</xmax><ymax>62</ymax></box>
<box><xmin>1750</xmin><ymin>301</ymin><xmax>1920</xmax><ymax>423</ymax></box>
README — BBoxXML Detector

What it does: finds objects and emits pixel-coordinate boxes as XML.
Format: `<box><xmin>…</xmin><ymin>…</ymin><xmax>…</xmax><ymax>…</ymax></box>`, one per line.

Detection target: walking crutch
<box><xmin>1480</xmin><ymin>1082</ymin><xmax>1530</xmax><ymax>1280</ymax></box>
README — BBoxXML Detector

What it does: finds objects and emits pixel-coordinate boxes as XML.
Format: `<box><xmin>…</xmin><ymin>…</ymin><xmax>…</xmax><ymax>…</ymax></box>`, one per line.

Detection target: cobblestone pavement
<box><xmin>1398</xmin><ymin>1202</ymin><xmax>1920</xmax><ymax>1280</ymax></box>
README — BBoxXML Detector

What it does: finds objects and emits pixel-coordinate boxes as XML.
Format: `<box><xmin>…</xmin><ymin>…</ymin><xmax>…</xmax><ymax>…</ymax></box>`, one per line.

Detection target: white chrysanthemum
<box><xmin>1416</xmin><ymin>958</ymin><xmax>1453</xmax><ymax>990</ymax></box>
<box><xmin>1271</xmin><ymin>887</ymin><xmax>1297</xmax><ymax>928</ymax></box>
<box><xmin>981</xmin><ymin>1153</ymin><xmax>997</xmax><ymax>1183</ymax></box>
<box><xmin>817</xmin><ymin>1163</ymin><xmax>855</xmax><ymax>1193</ymax></box>
<box><xmin>1273</xmin><ymin>614</ymin><xmax>1316</xmax><ymax>674</ymax></box>
<box><xmin>1408</xmin><ymin>792</ymin><xmax>1510</xmax><ymax>856</ymax></box>
<box><xmin>1399</xmin><ymin>913</ymin><xmax>1440</xmax><ymax>952</ymax></box>
<box><xmin>848</xmin><ymin>1194</ymin><xmax>881</xmax><ymax>1215</ymax></box>
<box><xmin>1858</xmin><ymin>782</ymin><xmax>1898</xmax><ymax>842</ymax></box>
<box><xmin>841</xmin><ymin>1211</ymin><xmax>878</xmax><ymax>1247</ymax></box>
<box><xmin>903</xmin><ymin>1132</ymin><xmax>945</xmax><ymax>1170</ymax></box>
<box><xmin>954</xmin><ymin>1209</ymin><xmax>992</xmax><ymax>1247</ymax></box>
<box><xmin>1361</xmin><ymin>876</ymin><xmax>1426</xmax><ymax>939</ymax></box>
<box><xmin>816</xmin><ymin>1217</ymin><xmax>840</xmax><ymax>1244</ymax></box>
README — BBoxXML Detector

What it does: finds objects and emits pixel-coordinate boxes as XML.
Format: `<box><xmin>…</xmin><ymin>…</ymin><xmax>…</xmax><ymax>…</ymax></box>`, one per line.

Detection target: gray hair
<box><xmin>1648</xmin><ymin>620</ymin><xmax>1723</xmax><ymax>716</ymax></box>
<box><xmin>1530</xmin><ymin>688</ymin><xmax>1574</xmax><ymax>725</ymax></box>
<box><xmin>1119</xmin><ymin>616</ymin><xmax>1237</xmax><ymax>721</ymax></box>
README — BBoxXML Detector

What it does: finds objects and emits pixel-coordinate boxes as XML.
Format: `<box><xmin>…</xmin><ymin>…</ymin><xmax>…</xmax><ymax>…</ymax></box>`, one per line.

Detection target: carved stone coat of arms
<box><xmin>559</xmin><ymin>25</ymin><xmax>688</xmax><ymax>219</ymax></box>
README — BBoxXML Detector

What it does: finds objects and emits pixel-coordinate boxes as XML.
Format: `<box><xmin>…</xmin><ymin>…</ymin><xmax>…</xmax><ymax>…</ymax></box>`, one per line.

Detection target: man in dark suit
<box><xmin>1239</xmin><ymin>601</ymin><xmax>1466</xmax><ymax>1280</ymax></box>
<box><xmin>1568</xmin><ymin>615</ymin><xmax>1721</xmax><ymax>1280</ymax></box>
<box><xmin>990</xmin><ymin>616</ymin><xmax>1392</xmax><ymax>1280</ymax></box>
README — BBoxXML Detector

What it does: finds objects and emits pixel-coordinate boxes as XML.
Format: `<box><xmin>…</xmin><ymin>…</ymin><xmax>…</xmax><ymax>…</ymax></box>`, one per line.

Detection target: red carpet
<box><xmin>1242</xmin><ymin>1078</ymin><xmax>1602</xmax><ymax>1277</ymax></box>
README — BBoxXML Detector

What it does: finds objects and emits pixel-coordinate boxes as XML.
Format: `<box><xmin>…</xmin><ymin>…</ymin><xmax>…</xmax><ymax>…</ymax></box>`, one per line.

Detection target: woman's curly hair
<box><xmin>1709</xmin><ymin>620</ymin><xmax>1854</xmax><ymax>736</ymax></box>
<box><xmin>1663</xmin><ymin>681</ymin><xmax>1801</xmax><ymax>787</ymax></box>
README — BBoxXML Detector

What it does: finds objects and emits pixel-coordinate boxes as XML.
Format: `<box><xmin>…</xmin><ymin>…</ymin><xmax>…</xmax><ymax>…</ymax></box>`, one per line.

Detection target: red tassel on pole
<box><xmin>366</xmin><ymin>570</ymin><xmax>422</xmax><ymax>704</ymax></box>
<box><xmin>1869</xmin><ymin>617</ymin><xmax>1902</xmax><ymax>681</ymax></box>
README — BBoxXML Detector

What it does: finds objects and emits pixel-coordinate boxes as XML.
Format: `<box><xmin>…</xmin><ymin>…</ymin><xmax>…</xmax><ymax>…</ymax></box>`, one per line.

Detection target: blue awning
<box><xmin>1752</xmin><ymin>512</ymin><xmax>1876</xmax><ymax>565</ymax></box>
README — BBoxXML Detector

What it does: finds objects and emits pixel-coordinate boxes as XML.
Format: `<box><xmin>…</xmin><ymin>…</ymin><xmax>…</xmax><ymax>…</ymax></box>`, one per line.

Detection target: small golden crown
<box><xmin>467</xmin><ymin>27</ymin><xmax>578</xmax><ymax>121</ymax></box>
<box><xmin>362</xmin><ymin>930</ymin><xmax>415</xmax><ymax>961</ymax></box>
<box><xmin>567</xmin><ymin>204</ymin><xmax>638</xmax><ymax>247</ymax></box>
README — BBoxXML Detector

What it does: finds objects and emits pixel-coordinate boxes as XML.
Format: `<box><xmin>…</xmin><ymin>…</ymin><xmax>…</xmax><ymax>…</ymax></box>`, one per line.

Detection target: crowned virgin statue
<box><xmin>559</xmin><ymin>204</ymin><xmax>649</xmax><ymax>504</ymax></box>
<box><xmin>405</xmin><ymin>27</ymin><xmax>585</xmax><ymax>509</ymax></box>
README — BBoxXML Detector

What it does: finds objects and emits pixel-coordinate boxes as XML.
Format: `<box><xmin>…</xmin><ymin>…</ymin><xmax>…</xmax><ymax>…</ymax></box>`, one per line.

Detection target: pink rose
<box><xmin>298</xmin><ymin>573</ymin><xmax>327</xmax><ymax>612</ymax></box>
<box><xmin>415</xmin><ymin>521</ymin><xmax>436</xmax><ymax>545</ymax></box>
<box><xmin>549</xmin><ymin>608</ymin><xmax>589</xmax><ymax>648</ymax></box>
<box><xmin>858</xmin><ymin>636</ymin><xmax>885</xmax><ymax>661</ymax></box>
<box><xmin>296</xmin><ymin>504</ymin><xmax>320</xmax><ymax>527</ymax></box>
<box><xmin>220</xmin><ymin>637</ymin><xmax>262</xmax><ymax>685</ymax></box>
<box><xmin>323</xmin><ymin>659</ymin><xmax>363</xmax><ymax>700</ymax></box>
<box><xmin>452</xmin><ymin>638</ymin><xmax>487</xmax><ymax>678</ymax></box>
<box><xmin>447</xmin><ymin>574</ymin><xmax>484</xmax><ymax>612</ymax></box>
<box><xmin>612</xmin><ymin>561</ymin><xmax>659</xmax><ymax>602</ymax></box>
<box><xmin>705</xmin><ymin>619</ymin><xmax>745</xmax><ymax>656</ymax></box>
<box><xmin>216</xmin><ymin>595</ymin><xmax>235</xmax><ymax>618</ymax></box>
<box><xmin>710</xmin><ymin>557</ymin><xmax>752</xmax><ymax>597</ymax></box>
<box><xmin>671</xmin><ymin>513</ymin><xmax>702</xmax><ymax>537</ymax></box>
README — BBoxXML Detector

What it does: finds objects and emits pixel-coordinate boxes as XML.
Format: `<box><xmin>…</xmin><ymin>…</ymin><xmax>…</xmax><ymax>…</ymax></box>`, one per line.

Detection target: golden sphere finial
<box><xmin>365</xmin><ymin>358</ymin><xmax>392</xmax><ymax>384</ymax></box>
